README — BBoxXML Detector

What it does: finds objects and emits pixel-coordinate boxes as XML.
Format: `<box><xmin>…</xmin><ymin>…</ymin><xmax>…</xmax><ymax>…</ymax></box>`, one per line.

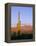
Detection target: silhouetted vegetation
<box><xmin>11</xmin><ymin>31</ymin><xmax>33</xmax><ymax>40</ymax></box>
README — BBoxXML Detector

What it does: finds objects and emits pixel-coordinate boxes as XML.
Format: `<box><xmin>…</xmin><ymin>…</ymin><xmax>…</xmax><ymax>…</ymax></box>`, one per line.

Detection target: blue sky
<box><xmin>11</xmin><ymin>6</ymin><xmax>33</xmax><ymax>27</ymax></box>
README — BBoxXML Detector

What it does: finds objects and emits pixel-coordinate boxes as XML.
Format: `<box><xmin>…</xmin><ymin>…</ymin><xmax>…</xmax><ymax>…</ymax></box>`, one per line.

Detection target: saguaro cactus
<box><xmin>17</xmin><ymin>11</ymin><xmax>21</xmax><ymax>32</ymax></box>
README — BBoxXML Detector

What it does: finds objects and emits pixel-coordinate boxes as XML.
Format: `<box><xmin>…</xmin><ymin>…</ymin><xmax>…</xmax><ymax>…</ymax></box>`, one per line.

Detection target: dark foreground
<box><xmin>11</xmin><ymin>33</ymin><xmax>33</xmax><ymax>40</ymax></box>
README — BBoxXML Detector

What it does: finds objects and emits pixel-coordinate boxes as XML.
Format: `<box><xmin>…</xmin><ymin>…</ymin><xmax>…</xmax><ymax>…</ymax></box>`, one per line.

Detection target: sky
<box><xmin>11</xmin><ymin>6</ymin><xmax>33</xmax><ymax>27</ymax></box>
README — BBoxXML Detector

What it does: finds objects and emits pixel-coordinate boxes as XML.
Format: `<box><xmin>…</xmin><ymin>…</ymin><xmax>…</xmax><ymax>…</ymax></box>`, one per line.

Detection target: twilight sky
<box><xmin>11</xmin><ymin>6</ymin><xmax>33</xmax><ymax>27</ymax></box>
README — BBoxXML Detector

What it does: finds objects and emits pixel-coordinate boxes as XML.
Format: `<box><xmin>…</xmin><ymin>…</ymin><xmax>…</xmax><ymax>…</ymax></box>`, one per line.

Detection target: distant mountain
<box><xmin>20</xmin><ymin>25</ymin><xmax>32</xmax><ymax>34</ymax></box>
<box><xmin>11</xmin><ymin>25</ymin><xmax>32</xmax><ymax>34</ymax></box>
